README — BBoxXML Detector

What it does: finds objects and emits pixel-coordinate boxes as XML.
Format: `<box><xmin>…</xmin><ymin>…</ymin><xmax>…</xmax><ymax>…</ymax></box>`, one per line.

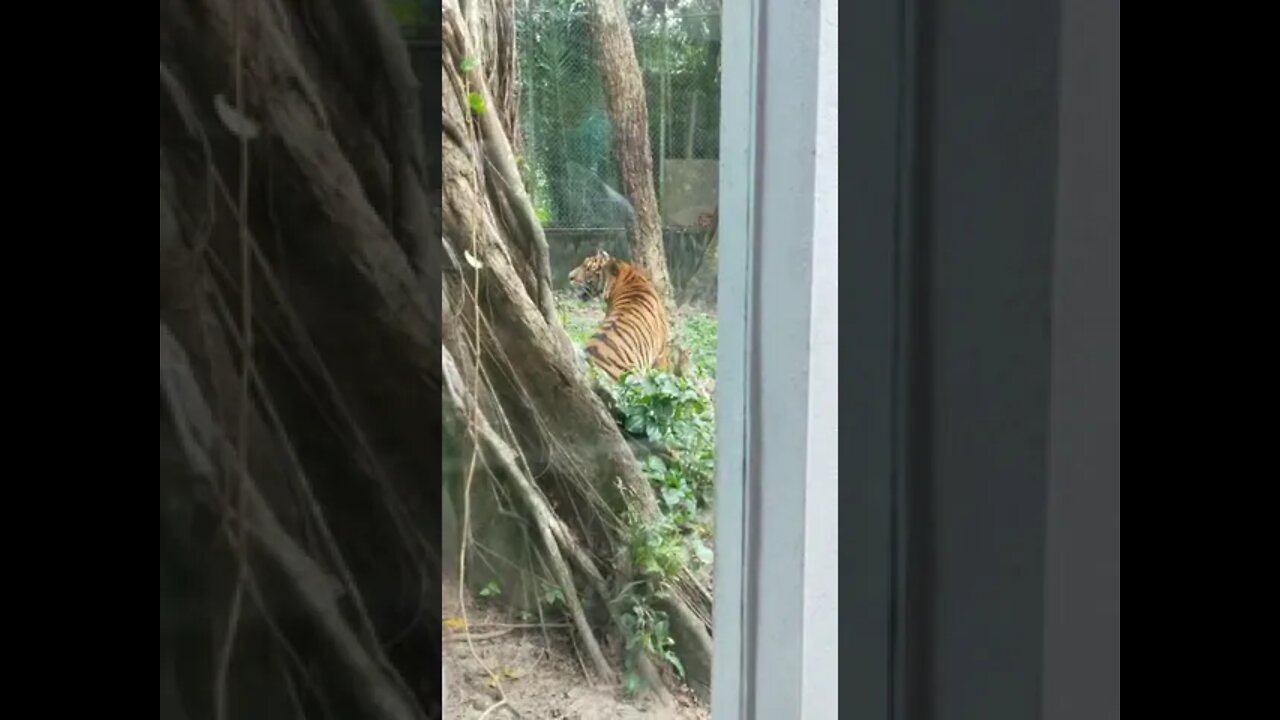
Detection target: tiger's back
<box><xmin>568</xmin><ymin>250</ymin><xmax>672</xmax><ymax>382</ymax></box>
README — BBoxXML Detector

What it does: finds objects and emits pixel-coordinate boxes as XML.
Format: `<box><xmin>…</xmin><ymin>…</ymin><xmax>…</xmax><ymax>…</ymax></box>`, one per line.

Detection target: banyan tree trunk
<box><xmin>586</xmin><ymin>0</ymin><xmax>676</xmax><ymax>312</ymax></box>
<box><xmin>159</xmin><ymin>0</ymin><xmax>713</xmax><ymax>716</ymax></box>
<box><xmin>160</xmin><ymin>0</ymin><xmax>444</xmax><ymax>716</ymax></box>
<box><xmin>440</xmin><ymin>0</ymin><xmax>713</xmax><ymax>700</ymax></box>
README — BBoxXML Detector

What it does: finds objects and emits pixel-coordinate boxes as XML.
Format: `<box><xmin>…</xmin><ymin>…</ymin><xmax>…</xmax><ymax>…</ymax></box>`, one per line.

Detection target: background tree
<box><xmin>585</xmin><ymin>0</ymin><xmax>676</xmax><ymax>309</ymax></box>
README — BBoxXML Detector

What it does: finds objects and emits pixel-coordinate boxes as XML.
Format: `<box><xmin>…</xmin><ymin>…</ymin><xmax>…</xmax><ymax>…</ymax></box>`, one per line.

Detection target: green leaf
<box><xmin>478</xmin><ymin>580</ymin><xmax>501</xmax><ymax>597</ymax></box>
<box><xmin>459</xmin><ymin>57</ymin><xmax>479</xmax><ymax>72</ymax></box>
<box><xmin>665</xmin><ymin>651</ymin><xmax>686</xmax><ymax>679</ymax></box>
<box><xmin>646</xmin><ymin>423</ymin><xmax>662</xmax><ymax>442</ymax></box>
<box><xmin>659</xmin><ymin>375</ymin><xmax>679</xmax><ymax>395</ymax></box>
<box><xmin>662</xmin><ymin>487</ymin><xmax>684</xmax><ymax>508</ymax></box>
<box><xmin>467</xmin><ymin>92</ymin><xmax>487</xmax><ymax>114</ymax></box>
<box><xmin>625</xmin><ymin>412</ymin><xmax>646</xmax><ymax>435</ymax></box>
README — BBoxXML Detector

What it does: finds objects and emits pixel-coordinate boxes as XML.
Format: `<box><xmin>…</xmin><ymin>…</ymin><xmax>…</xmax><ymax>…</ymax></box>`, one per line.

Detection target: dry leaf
<box><xmin>485</xmin><ymin>668</ymin><xmax>522</xmax><ymax>687</ymax></box>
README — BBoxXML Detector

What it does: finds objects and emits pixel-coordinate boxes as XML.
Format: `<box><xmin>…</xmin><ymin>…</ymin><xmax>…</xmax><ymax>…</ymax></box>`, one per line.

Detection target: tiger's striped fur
<box><xmin>568</xmin><ymin>250</ymin><xmax>672</xmax><ymax>382</ymax></box>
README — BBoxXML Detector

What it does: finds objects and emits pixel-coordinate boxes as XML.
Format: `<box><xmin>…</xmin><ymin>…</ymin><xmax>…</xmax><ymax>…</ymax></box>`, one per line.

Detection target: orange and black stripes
<box><xmin>568</xmin><ymin>250</ymin><xmax>671</xmax><ymax>382</ymax></box>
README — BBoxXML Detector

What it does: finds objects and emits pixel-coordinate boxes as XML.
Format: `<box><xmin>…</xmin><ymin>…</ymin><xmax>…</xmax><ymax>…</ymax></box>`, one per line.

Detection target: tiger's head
<box><xmin>567</xmin><ymin>249</ymin><xmax>617</xmax><ymax>302</ymax></box>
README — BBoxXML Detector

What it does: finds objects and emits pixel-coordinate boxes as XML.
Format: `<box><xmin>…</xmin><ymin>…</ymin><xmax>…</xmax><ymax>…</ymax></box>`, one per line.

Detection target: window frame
<box><xmin>710</xmin><ymin>0</ymin><xmax>845</xmax><ymax>715</ymax></box>
<box><xmin>711</xmin><ymin>0</ymin><xmax>1119</xmax><ymax>717</ymax></box>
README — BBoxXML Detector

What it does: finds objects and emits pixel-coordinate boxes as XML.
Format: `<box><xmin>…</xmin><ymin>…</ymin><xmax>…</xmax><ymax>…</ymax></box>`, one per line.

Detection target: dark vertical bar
<box><xmin>413</xmin><ymin>2</ymin><xmax>445</xmax><ymax>716</ymax></box>
<box><xmin>845</xmin><ymin>0</ymin><xmax>903</xmax><ymax>715</ymax></box>
<box><xmin>1040</xmin><ymin>0</ymin><xmax>1121</xmax><ymax>716</ymax></box>
<box><xmin>894</xmin><ymin>0</ymin><xmax>937</xmax><ymax>715</ymax></box>
<box><xmin>926</xmin><ymin>1</ymin><xmax>1062</xmax><ymax>716</ymax></box>
<box><xmin>894</xmin><ymin>0</ymin><xmax>1067</xmax><ymax>718</ymax></box>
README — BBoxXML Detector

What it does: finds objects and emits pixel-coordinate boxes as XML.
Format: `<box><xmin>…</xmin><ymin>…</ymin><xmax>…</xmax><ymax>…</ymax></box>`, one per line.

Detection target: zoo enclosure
<box><xmin>513</xmin><ymin>0</ymin><xmax>722</xmax><ymax>291</ymax></box>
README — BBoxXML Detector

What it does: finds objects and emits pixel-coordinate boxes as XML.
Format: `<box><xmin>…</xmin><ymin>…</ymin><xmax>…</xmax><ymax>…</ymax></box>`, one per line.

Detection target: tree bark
<box><xmin>460</xmin><ymin>0</ymin><xmax>522</xmax><ymax>151</ymax></box>
<box><xmin>160</xmin><ymin>1</ymin><xmax>713</xmax><ymax>716</ymax></box>
<box><xmin>441</xmin><ymin>0</ymin><xmax>712</xmax><ymax>699</ymax></box>
<box><xmin>162</xmin><ymin>0</ymin><xmax>448</xmax><ymax>715</ymax></box>
<box><xmin>585</xmin><ymin>0</ymin><xmax>675</xmax><ymax>312</ymax></box>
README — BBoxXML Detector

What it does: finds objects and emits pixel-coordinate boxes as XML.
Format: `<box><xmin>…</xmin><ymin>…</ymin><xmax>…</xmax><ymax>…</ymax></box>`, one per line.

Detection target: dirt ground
<box><xmin>443</xmin><ymin>579</ymin><xmax>709</xmax><ymax>719</ymax></box>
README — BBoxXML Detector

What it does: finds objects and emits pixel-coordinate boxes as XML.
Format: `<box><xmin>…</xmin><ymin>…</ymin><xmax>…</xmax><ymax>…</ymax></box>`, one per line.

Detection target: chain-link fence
<box><xmin>514</xmin><ymin>0</ymin><xmax>722</xmax><ymax>233</ymax></box>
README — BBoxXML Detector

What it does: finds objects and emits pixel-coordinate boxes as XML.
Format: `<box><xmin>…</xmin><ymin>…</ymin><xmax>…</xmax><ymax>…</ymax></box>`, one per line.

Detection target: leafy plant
<box><xmin>610</xmin><ymin>373</ymin><xmax>711</xmax><ymax>442</ymax></box>
<box><xmin>613</xmin><ymin>582</ymin><xmax>685</xmax><ymax>696</ymax></box>
<box><xmin>626</xmin><ymin>509</ymin><xmax>689</xmax><ymax>579</ymax></box>
<box><xmin>602</xmin><ymin>368</ymin><xmax>717</xmax><ymax>692</ymax></box>
<box><xmin>550</xmin><ymin>288</ymin><xmax>720</xmax><ymax>692</ymax></box>
<box><xmin>609</xmin><ymin>372</ymin><xmax>715</xmax><ymax>507</ymax></box>
<box><xmin>541</xmin><ymin>583</ymin><xmax>566</xmax><ymax>609</ymax></box>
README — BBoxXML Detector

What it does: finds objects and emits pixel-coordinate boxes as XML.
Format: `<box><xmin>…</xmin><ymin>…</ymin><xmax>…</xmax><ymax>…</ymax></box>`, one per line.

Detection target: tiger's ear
<box><xmin>599</xmin><ymin>248</ymin><xmax>610</xmax><ymax>259</ymax></box>
<box><xmin>606</xmin><ymin>259</ymin><xmax>620</xmax><ymax>276</ymax></box>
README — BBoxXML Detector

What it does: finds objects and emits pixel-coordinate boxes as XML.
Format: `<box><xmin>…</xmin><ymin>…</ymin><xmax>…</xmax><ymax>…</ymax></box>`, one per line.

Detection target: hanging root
<box><xmin>442</xmin><ymin>347</ymin><xmax>615</xmax><ymax>684</ymax></box>
<box><xmin>441</xmin><ymin>347</ymin><xmax>677</xmax><ymax>704</ymax></box>
<box><xmin>160</xmin><ymin>322</ymin><xmax>424</xmax><ymax>720</ymax></box>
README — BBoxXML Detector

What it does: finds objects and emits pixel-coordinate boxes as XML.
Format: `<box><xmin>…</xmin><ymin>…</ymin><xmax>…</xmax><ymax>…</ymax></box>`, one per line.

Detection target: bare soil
<box><xmin>443</xmin><ymin>579</ymin><xmax>709</xmax><ymax>719</ymax></box>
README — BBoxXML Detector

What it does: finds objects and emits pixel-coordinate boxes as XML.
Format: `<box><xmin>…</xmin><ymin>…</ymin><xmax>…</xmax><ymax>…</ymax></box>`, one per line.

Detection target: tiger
<box><xmin>567</xmin><ymin>249</ymin><xmax>675</xmax><ymax>382</ymax></box>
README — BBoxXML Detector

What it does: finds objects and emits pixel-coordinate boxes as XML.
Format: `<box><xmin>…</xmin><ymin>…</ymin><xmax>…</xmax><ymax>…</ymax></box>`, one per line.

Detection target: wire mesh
<box><xmin>515</xmin><ymin>0</ymin><xmax>722</xmax><ymax>231</ymax></box>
